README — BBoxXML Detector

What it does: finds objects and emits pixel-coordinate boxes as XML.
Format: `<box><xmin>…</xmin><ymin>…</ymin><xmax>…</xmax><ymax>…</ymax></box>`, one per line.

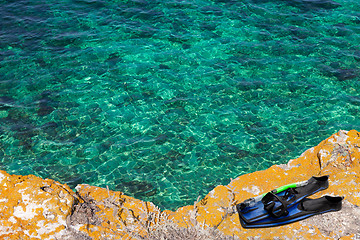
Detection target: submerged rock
<box><xmin>0</xmin><ymin>96</ymin><xmax>15</xmax><ymax>110</ymax></box>
<box><xmin>291</xmin><ymin>0</ymin><xmax>341</xmax><ymax>10</ymax></box>
<box><xmin>11</xmin><ymin>123</ymin><xmax>38</xmax><ymax>140</ymax></box>
<box><xmin>319</xmin><ymin>64</ymin><xmax>358</xmax><ymax>81</ymax></box>
<box><xmin>37</xmin><ymin>105</ymin><xmax>55</xmax><ymax>116</ymax></box>
<box><xmin>254</xmin><ymin>0</ymin><xmax>342</xmax><ymax>10</ymax></box>
<box><xmin>335</xmin><ymin>68</ymin><xmax>358</xmax><ymax>81</ymax></box>
<box><xmin>154</xmin><ymin>133</ymin><xmax>170</xmax><ymax>145</ymax></box>
<box><xmin>116</xmin><ymin>180</ymin><xmax>157</xmax><ymax>197</ymax></box>
<box><xmin>37</xmin><ymin>90</ymin><xmax>59</xmax><ymax>116</ymax></box>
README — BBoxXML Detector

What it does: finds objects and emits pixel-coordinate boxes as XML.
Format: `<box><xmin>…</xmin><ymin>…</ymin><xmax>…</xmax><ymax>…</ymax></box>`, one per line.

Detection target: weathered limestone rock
<box><xmin>71</xmin><ymin>184</ymin><xmax>162</xmax><ymax>239</ymax></box>
<box><xmin>163</xmin><ymin>129</ymin><xmax>360</xmax><ymax>239</ymax></box>
<box><xmin>0</xmin><ymin>171</ymin><xmax>75</xmax><ymax>239</ymax></box>
<box><xmin>0</xmin><ymin>130</ymin><xmax>359</xmax><ymax>239</ymax></box>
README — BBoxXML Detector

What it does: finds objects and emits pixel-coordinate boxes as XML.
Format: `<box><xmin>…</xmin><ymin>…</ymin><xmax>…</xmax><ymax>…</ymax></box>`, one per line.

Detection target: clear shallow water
<box><xmin>0</xmin><ymin>0</ymin><xmax>359</xmax><ymax>210</ymax></box>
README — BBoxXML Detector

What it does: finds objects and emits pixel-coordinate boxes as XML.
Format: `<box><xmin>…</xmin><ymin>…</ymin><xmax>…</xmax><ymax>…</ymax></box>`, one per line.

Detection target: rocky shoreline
<box><xmin>1</xmin><ymin>130</ymin><xmax>360</xmax><ymax>239</ymax></box>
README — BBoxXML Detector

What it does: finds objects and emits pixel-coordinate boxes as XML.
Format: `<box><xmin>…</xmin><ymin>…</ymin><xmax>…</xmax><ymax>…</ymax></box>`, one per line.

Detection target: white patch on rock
<box><xmin>72</xmin><ymin>223</ymin><xmax>85</xmax><ymax>231</ymax></box>
<box><xmin>37</xmin><ymin>220</ymin><xmax>62</xmax><ymax>235</ymax></box>
<box><xmin>0</xmin><ymin>225</ymin><xmax>15</xmax><ymax>236</ymax></box>
<box><xmin>217</xmin><ymin>207</ymin><xmax>225</xmax><ymax>213</ymax></box>
<box><xmin>22</xmin><ymin>193</ymin><xmax>31</xmax><ymax>202</ymax></box>
<box><xmin>43</xmin><ymin>210</ymin><xmax>56</xmax><ymax>220</ymax></box>
<box><xmin>243</xmin><ymin>186</ymin><xmax>260</xmax><ymax>195</ymax></box>
<box><xmin>8</xmin><ymin>216</ymin><xmax>16</xmax><ymax>224</ymax></box>
<box><xmin>338</xmin><ymin>130</ymin><xmax>349</xmax><ymax>142</ymax></box>
<box><xmin>330</xmin><ymin>130</ymin><xmax>349</xmax><ymax>144</ymax></box>
<box><xmin>0</xmin><ymin>171</ymin><xmax>6</xmax><ymax>184</ymax></box>
<box><xmin>318</xmin><ymin>149</ymin><xmax>330</xmax><ymax>158</ymax></box>
<box><xmin>277</xmin><ymin>162</ymin><xmax>301</xmax><ymax>170</ymax></box>
<box><xmin>13</xmin><ymin>204</ymin><xmax>38</xmax><ymax>220</ymax></box>
<box><xmin>13</xmin><ymin>194</ymin><xmax>56</xmax><ymax>221</ymax></box>
<box><xmin>75</xmin><ymin>184</ymin><xmax>83</xmax><ymax>192</ymax></box>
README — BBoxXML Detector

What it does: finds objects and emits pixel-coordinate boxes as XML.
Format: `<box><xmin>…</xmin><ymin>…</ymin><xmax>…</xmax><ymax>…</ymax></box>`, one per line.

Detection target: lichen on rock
<box><xmin>0</xmin><ymin>130</ymin><xmax>360</xmax><ymax>239</ymax></box>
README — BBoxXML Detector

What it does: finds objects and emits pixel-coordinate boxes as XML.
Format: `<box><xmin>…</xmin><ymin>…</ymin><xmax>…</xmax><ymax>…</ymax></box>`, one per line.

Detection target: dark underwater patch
<box><xmin>40</xmin><ymin>121</ymin><xmax>59</xmax><ymax>138</ymax></box>
<box><xmin>348</xmin><ymin>96</ymin><xmax>360</xmax><ymax>106</ymax></box>
<box><xmin>115</xmin><ymin>180</ymin><xmax>157</xmax><ymax>197</ymax></box>
<box><xmin>250</xmin><ymin>0</ymin><xmax>341</xmax><ymax>11</ymax></box>
<box><xmin>200</xmin><ymin>6</ymin><xmax>223</xmax><ymax>16</ymax></box>
<box><xmin>154</xmin><ymin>134</ymin><xmax>170</xmax><ymax>145</ymax></box>
<box><xmin>166</xmin><ymin>149</ymin><xmax>185</xmax><ymax>161</ymax></box>
<box><xmin>0</xmin><ymin>96</ymin><xmax>15</xmax><ymax>110</ymax></box>
<box><xmin>72</xmin><ymin>0</ymin><xmax>106</xmax><ymax>8</ymax></box>
<box><xmin>290</xmin><ymin>0</ymin><xmax>341</xmax><ymax>10</ymax></box>
<box><xmin>319</xmin><ymin>64</ymin><xmax>358</xmax><ymax>81</ymax></box>
<box><xmin>37</xmin><ymin>91</ymin><xmax>59</xmax><ymax>116</ymax></box>
<box><xmin>11</xmin><ymin>123</ymin><xmax>38</xmax><ymax>140</ymax></box>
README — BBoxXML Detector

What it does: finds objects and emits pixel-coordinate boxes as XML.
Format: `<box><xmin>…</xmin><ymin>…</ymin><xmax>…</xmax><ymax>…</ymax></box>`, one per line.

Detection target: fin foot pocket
<box><xmin>237</xmin><ymin>175</ymin><xmax>329</xmax><ymax>224</ymax></box>
<box><xmin>239</xmin><ymin>195</ymin><xmax>343</xmax><ymax>229</ymax></box>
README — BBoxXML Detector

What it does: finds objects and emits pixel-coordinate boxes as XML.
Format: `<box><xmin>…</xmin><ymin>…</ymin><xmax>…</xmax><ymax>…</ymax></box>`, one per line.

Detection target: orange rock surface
<box><xmin>0</xmin><ymin>130</ymin><xmax>359</xmax><ymax>239</ymax></box>
<box><xmin>0</xmin><ymin>171</ymin><xmax>75</xmax><ymax>239</ymax></box>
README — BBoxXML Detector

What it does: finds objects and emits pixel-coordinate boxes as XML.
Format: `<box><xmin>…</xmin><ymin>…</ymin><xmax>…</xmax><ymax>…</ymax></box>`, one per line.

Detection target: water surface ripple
<box><xmin>0</xmin><ymin>0</ymin><xmax>359</xmax><ymax>210</ymax></box>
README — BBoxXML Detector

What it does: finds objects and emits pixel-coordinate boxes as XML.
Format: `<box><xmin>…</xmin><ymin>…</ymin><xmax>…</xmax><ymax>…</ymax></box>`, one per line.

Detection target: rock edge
<box><xmin>1</xmin><ymin>130</ymin><xmax>360</xmax><ymax>239</ymax></box>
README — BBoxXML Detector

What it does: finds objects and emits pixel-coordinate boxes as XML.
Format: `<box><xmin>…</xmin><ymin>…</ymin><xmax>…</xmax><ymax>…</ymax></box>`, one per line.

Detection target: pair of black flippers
<box><xmin>236</xmin><ymin>175</ymin><xmax>343</xmax><ymax>228</ymax></box>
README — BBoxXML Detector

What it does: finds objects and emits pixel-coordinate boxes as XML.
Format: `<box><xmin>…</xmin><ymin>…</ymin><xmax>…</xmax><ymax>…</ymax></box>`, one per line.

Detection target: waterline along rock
<box><xmin>0</xmin><ymin>130</ymin><xmax>359</xmax><ymax>239</ymax></box>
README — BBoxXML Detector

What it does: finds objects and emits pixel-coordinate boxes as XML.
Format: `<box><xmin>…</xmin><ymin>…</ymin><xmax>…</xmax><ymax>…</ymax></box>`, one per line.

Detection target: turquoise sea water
<box><xmin>0</xmin><ymin>0</ymin><xmax>359</xmax><ymax>210</ymax></box>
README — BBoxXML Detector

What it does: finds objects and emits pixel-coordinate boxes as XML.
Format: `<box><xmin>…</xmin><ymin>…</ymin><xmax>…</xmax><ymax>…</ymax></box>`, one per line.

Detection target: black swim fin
<box><xmin>240</xmin><ymin>195</ymin><xmax>343</xmax><ymax>228</ymax></box>
<box><xmin>237</xmin><ymin>175</ymin><xmax>329</xmax><ymax>224</ymax></box>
